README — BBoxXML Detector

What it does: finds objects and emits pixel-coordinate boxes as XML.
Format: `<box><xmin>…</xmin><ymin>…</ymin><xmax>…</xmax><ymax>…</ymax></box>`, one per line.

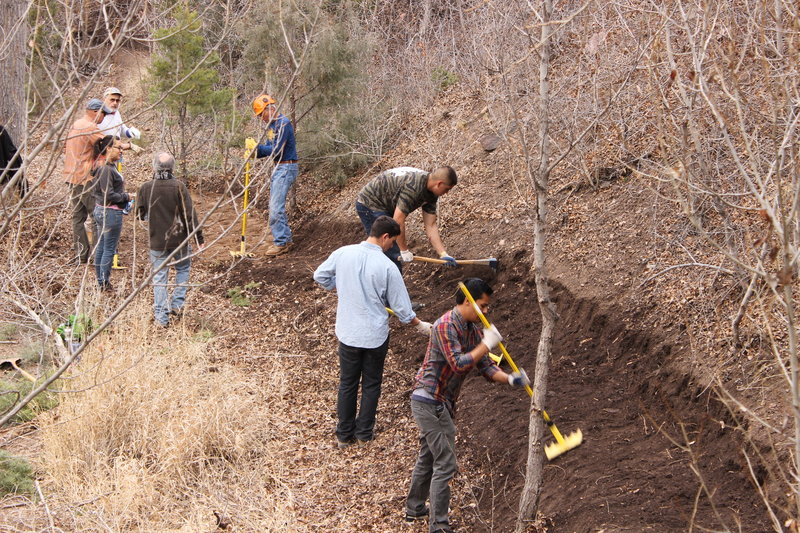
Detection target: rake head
<box><xmin>544</xmin><ymin>429</ymin><xmax>583</xmax><ymax>460</ymax></box>
<box><xmin>229</xmin><ymin>250</ymin><xmax>255</xmax><ymax>259</ymax></box>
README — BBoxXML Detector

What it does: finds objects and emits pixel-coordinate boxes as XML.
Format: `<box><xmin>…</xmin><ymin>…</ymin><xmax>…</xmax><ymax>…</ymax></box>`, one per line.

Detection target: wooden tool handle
<box><xmin>412</xmin><ymin>256</ymin><xmax>448</xmax><ymax>264</ymax></box>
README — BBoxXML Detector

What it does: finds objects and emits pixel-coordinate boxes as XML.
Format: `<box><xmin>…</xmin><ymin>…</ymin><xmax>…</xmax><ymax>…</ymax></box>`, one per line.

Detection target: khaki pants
<box><xmin>70</xmin><ymin>182</ymin><xmax>96</xmax><ymax>263</ymax></box>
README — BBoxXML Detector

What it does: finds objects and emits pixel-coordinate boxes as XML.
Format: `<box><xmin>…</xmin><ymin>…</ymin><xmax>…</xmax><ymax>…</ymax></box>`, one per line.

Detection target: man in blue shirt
<box><xmin>313</xmin><ymin>216</ymin><xmax>432</xmax><ymax>448</ymax></box>
<box><xmin>246</xmin><ymin>94</ymin><xmax>299</xmax><ymax>256</ymax></box>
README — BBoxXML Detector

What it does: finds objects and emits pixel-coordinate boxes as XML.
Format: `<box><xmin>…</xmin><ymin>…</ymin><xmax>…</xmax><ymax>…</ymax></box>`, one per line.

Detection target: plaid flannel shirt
<box><xmin>412</xmin><ymin>307</ymin><xmax>500</xmax><ymax>415</ymax></box>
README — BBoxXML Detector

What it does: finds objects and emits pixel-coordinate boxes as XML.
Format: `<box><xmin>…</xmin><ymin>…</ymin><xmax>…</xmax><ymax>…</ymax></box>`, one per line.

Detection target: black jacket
<box><xmin>0</xmin><ymin>125</ymin><xmax>26</xmax><ymax>194</ymax></box>
<box><xmin>137</xmin><ymin>176</ymin><xmax>204</xmax><ymax>252</ymax></box>
<box><xmin>92</xmin><ymin>163</ymin><xmax>130</xmax><ymax>209</ymax></box>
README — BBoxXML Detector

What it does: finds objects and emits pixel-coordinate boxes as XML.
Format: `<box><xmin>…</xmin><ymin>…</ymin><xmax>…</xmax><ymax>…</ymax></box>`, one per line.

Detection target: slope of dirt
<box><xmin>204</xmin><ymin>205</ymin><xmax>773</xmax><ymax>532</ymax></box>
<box><xmin>4</xmin><ymin>76</ymin><xmax>785</xmax><ymax>532</ymax></box>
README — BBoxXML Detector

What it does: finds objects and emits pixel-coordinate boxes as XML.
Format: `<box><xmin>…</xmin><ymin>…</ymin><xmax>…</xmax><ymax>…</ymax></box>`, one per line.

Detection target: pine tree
<box><xmin>148</xmin><ymin>6</ymin><xmax>232</xmax><ymax>180</ymax></box>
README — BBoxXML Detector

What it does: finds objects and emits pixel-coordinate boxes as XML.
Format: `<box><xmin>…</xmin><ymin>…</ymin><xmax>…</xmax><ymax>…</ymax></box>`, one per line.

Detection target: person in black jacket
<box><xmin>0</xmin><ymin>125</ymin><xmax>28</xmax><ymax>198</ymax></box>
<box><xmin>136</xmin><ymin>152</ymin><xmax>204</xmax><ymax>327</ymax></box>
<box><xmin>92</xmin><ymin>135</ymin><xmax>131</xmax><ymax>291</ymax></box>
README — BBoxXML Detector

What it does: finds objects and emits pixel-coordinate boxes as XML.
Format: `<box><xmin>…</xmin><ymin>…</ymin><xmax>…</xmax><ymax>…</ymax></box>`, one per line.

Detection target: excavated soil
<box><xmin>215</xmin><ymin>213</ymin><xmax>773</xmax><ymax>533</ymax></box>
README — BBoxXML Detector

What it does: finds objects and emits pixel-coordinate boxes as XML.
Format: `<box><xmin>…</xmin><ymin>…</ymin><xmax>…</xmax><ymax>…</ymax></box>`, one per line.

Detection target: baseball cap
<box><xmin>86</xmin><ymin>98</ymin><xmax>114</xmax><ymax>114</ymax></box>
<box><xmin>103</xmin><ymin>87</ymin><xmax>123</xmax><ymax>98</ymax></box>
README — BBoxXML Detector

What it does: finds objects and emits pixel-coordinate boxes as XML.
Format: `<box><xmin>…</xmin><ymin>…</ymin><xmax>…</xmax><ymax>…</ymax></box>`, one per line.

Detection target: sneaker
<box><xmin>404</xmin><ymin>507</ymin><xmax>429</xmax><ymax>522</ymax></box>
<box><xmin>336</xmin><ymin>438</ymin><xmax>355</xmax><ymax>449</ymax></box>
<box><xmin>265</xmin><ymin>243</ymin><xmax>293</xmax><ymax>256</ymax></box>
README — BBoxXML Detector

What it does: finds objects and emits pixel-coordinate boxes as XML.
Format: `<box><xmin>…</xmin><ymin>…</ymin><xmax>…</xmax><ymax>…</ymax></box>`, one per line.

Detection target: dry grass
<box><xmin>34</xmin><ymin>300</ymin><xmax>298</xmax><ymax>532</ymax></box>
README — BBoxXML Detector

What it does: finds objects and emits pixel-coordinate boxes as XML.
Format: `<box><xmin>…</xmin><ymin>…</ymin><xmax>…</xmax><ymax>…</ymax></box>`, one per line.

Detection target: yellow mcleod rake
<box><xmin>231</xmin><ymin>154</ymin><xmax>255</xmax><ymax>259</ymax></box>
<box><xmin>458</xmin><ymin>282</ymin><xmax>583</xmax><ymax>460</ymax></box>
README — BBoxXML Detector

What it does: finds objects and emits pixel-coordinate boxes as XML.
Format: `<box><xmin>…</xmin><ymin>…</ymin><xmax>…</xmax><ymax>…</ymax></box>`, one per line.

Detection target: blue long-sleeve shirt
<box><xmin>313</xmin><ymin>241</ymin><xmax>416</xmax><ymax>349</ymax></box>
<box><xmin>256</xmin><ymin>114</ymin><xmax>298</xmax><ymax>163</ymax></box>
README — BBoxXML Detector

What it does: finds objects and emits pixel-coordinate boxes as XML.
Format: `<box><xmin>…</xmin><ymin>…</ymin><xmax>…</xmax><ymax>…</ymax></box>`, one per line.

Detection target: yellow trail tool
<box><xmin>386</xmin><ymin>307</ymin><xmax>502</xmax><ymax>364</ymax></box>
<box><xmin>458</xmin><ymin>282</ymin><xmax>583</xmax><ymax>460</ymax></box>
<box><xmin>112</xmin><ymin>161</ymin><xmax>127</xmax><ymax>269</ymax></box>
<box><xmin>230</xmin><ymin>156</ymin><xmax>255</xmax><ymax>258</ymax></box>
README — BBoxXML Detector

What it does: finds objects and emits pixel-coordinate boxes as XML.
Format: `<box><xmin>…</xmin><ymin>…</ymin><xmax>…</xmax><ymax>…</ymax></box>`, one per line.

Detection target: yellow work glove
<box><xmin>244</xmin><ymin>137</ymin><xmax>257</xmax><ymax>158</ymax></box>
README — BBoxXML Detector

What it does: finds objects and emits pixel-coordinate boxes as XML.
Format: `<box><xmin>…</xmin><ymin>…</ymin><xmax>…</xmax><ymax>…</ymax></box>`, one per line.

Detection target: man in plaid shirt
<box><xmin>404</xmin><ymin>278</ymin><xmax>530</xmax><ymax>533</ymax></box>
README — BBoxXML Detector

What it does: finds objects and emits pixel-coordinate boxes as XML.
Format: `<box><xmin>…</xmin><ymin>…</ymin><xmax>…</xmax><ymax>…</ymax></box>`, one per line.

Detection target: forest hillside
<box><xmin>0</xmin><ymin>1</ymin><xmax>798</xmax><ymax>532</ymax></box>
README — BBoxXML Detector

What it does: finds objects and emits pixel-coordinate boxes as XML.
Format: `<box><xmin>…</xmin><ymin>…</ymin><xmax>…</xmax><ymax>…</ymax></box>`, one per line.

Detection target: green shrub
<box><xmin>431</xmin><ymin>67</ymin><xmax>459</xmax><ymax>91</ymax></box>
<box><xmin>0</xmin><ymin>323</ymin><xmax>16</xmax><ymax>341</ymax></box>
<box><xmin>0</xmin><ymin>450</ymin><xmax>34</xmax><ymax>496</ymax></box>
<box><xmin>0</xmin><ymin>378</ymin><xmax>59</xmax><ymax>424</ymax></box>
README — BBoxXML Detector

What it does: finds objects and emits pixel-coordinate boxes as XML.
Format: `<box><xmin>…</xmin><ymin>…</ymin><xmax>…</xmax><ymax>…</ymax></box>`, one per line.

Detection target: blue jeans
<box><xmin>93</xmin><ymin>206</ymin><xmax>123</xmax><ymax>287</ymax></box>
<box><xmin>337</xmin><ymin>337</ymin><xmax>389</xmax><ymax>442</ymax></box>
<box><xmin>355</xmin><ymin>201</ymin><xmax>402</xmax><ymax>272</ymax></box>
<box><xmin>269</xmin><ymin>163</ymin><xmax>298</xmax><ymax>246</ymax></box>
<box><xmin>149</xmin><ymin>247</ymin><xmax>191</xmax><ymax>326</ymax></box>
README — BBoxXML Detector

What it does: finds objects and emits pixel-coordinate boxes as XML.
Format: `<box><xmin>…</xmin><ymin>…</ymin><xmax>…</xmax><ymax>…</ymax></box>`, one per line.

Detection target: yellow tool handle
<box><xmin>457</xmin><ymin>282</ymin><xmax>566</xmax><ymax>444</ymax></box>
<box><xmin>457</xmin><ymin>282</ymin><xmax>529</xmax><ymax>393</ymax></box>
<box><xmin>241</xmin><ymin>161</ymin><xmax>250</xmax><ymax>236</ymax></box>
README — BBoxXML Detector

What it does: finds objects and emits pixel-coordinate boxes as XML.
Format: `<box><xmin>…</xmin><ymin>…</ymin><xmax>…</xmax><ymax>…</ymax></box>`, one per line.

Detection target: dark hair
<box><xmin>369</xmin><ymin>215</ymin><xmax>401</xmax><ymax>238</ymax></box>
<box><xmin>94</xmin><ymin>135</ymin><xmax>115</xmax><ymax>157</ymax></box>
<box><xmin>431</xmin><ymin>166</ymin><xmax>457</xmax><ymax>186</ymax></box>
<box><xmin>456</xmin><ymin>278</ymin><xmax>493</xmax><ymax>304</ymax></box>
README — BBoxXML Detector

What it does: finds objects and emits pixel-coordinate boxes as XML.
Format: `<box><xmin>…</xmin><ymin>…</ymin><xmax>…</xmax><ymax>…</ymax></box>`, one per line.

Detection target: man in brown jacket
<box><xmin>63</xmin><ymin>98</ymin><xmax>113</xmax><ymax>263</ymax></box>
<box><xmin>136</xmin><ymin>152</ymin><xmax>204</xmax><ymax>327</ymax></box>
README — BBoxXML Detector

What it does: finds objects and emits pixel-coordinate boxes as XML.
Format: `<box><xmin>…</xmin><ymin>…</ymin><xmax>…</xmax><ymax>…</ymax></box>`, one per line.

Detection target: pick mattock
<box><xmin>457</xmin><ymin>281</ymin><xmax>583</xmax><ymax>460</ymax></box>
<box><xmin>230</xmin><ymin>154</ymin><xmax>255</xmax><ymax>259</ymax></box>
<box><xmin>413</xmin><ymin>256</ymin><xmax>499</xmax><ymax>272</ymax></box>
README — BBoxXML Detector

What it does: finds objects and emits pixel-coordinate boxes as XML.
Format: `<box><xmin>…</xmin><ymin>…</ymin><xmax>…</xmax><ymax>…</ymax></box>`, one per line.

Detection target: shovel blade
<box><xmin>544</xmin><ymin>429</ymin><xmax>583</xmax><ymax>460</ymax></box>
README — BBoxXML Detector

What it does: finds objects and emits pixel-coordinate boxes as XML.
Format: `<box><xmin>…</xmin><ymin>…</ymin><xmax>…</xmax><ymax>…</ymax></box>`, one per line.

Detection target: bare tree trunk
<box><xmin>0</xmin><ymin>0</ymin><xmax>29</xmax><ymax>143</ymax></box>
<box><xmin>516</xmin><ymin>0</ymin><xmax>555</xmax><ymax>530</ymax></box>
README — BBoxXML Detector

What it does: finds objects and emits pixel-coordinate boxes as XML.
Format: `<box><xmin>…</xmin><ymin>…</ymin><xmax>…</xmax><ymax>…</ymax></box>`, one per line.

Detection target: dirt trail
<box><xmin>210</xmin><ymin>212</ymin><xmax>773</xmax><ymax>532</ymax></box>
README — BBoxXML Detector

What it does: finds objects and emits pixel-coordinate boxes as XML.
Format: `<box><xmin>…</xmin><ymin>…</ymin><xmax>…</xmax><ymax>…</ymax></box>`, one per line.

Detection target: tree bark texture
<box><xmin>516</xmin><ymin>0</ymin><xmax>555</xmax><ymax>530</ymax></box>
<box><xmin>0</xmin><ymin>0</ymin><xmax>29</xmax><ymax>143</ymax></box>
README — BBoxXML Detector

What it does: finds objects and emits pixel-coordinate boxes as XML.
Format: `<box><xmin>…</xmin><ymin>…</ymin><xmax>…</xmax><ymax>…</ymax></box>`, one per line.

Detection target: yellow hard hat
<box><xmin>252</xmin><ymin>94</ymin><xmax>276</xmax><ymax>116</ymax></box>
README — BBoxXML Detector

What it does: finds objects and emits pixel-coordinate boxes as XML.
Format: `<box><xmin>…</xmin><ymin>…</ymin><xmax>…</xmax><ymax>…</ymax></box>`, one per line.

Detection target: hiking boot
<box><xmin>336</xmin><ymin>437</ymin><xmax>355</xmax><ymax>449</ymax></box>
<box><xmin>404</xmin><ymin>507</ymin><xmax>429</xmax><ymax>522</ymax></box>
<box><xmin>265</xmin><ymin>243</ymin><xmax>293</xmax><ymax>256</ymax></box>
<box><xmin>169</xmin><ymin>308</ymin><xmax>184</xmax><ymax>321</ymax></box>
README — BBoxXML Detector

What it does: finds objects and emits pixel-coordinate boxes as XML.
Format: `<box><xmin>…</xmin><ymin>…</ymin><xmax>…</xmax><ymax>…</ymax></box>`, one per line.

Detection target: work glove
<box><xmin>245</xmin><ymin>137</ymin><xmax>258</xmax><ymax>152</ymax></box>
<box><xmin>507</xmin><ymin>369</ymin><xmax>530</xmax><ymax>388</ymax></box>
<box><xmin>481</xmin><ymin>324</ymin><xmax>503</xmax><ymax>351</ymax></box>
<box><xmin>414</xmin><ymin>320</ymin><xmax>432</xmax><ymax>336</ymax></box>
<box><xmin>439</xmin><ymin>251</ymin><xmax>458</xmax><ymax>267</ymax></box>
<box><xmin>128</xmin><ymin>126</ymin><xmax>141</xmax><ymax>140</ymax></box>
<box><xmin>399</xmin><ymin>249</ymin><xmax>414</xmax><ymax>262</ymax></box>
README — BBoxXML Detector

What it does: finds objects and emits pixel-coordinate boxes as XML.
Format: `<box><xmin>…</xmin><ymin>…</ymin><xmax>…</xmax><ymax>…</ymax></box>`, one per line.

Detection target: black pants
<box><xmin>337</xmin><ymin>337</ymin><xmax>389</xmax><ymax>442</ymax></box>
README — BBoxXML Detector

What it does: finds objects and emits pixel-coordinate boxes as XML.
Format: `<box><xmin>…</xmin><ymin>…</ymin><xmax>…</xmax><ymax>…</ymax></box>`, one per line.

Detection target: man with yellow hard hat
<box><xmin>246</xmin><ymin>94</ymin><xmax>298</xmax><ymax>256</ymax></box>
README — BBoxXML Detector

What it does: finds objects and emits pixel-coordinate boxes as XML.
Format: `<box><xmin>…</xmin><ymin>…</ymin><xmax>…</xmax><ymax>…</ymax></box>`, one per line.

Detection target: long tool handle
<box><xmin>241</xmin><ymin>160</ymin><xmax>250</xmax><ymax>241</ymax></box>
<box><xmin>413</xmin><ymin>256</ymin><xmax>495</xmax><ymax>266</ymax></box>
<box><xmin>457</xmin><ymin>282</ymin><xmax>568</xmax><ymax>445</ymax></box>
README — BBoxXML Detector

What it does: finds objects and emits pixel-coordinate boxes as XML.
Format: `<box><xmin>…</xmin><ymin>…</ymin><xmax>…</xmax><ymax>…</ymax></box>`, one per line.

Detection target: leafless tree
<box><xmin>0</xmin><ymin>0</ymin><xmax>323</xmax><ymax>427</ymax></box>
<box><xmin>634</xmin><ymin>0</ymin><xmax>800</xmax><ymax>524</ymax></box>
